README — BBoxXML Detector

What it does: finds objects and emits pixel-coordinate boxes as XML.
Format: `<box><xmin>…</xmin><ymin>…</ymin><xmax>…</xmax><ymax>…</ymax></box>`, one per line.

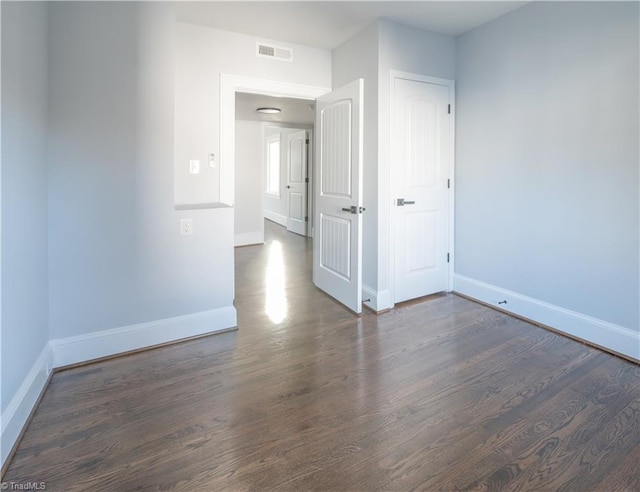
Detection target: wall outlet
<box><xmin>180</xmin><ymin>218</ymin><xmax>193</xmax><ymax>236</ymax></box>
<box><xmin>189</xmin><ymin>160</ymin><xmax>200</xmax><ymax>174</ymax></box>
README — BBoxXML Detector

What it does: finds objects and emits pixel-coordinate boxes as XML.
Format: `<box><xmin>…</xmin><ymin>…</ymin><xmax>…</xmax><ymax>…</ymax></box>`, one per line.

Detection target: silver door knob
<box><xmin>341</xmin><ymin>206</ymin><xmax>366</xmax><ymax>214</ymax></box>
<box><xmin>396</xmin><ymin>198</ymin><xmax>416</xmax><ymax>206</ymax></box>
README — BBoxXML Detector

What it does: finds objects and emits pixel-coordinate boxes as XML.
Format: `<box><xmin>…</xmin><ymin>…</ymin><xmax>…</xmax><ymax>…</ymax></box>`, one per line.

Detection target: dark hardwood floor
<box><xmin>4</xmin><ymin>220</ymin><xmax>640</xmax><ymax>491</ymax></box>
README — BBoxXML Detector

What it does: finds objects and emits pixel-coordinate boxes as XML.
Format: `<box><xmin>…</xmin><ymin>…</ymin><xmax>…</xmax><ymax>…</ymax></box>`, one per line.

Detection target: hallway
<box><xmin>4</xmin><ymin>222</ymin><xmax>639</xmax><ymax>490</ymax></box>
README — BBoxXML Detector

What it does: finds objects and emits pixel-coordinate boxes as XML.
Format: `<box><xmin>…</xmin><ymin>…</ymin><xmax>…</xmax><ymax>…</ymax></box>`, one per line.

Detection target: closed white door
<box><xmin>313</xmin><ymin>79</ymin><xmax>364</xmax><ymax>313</ymax></box>
<box><xmin>286</xmin><ymin>130</ymin><xmax>308</xmax><ymax>236</ymax></box>
<box><xmin>393</xmin><ymin>77</ymin><xmax>451</xmax><ymax>303</ymax></box>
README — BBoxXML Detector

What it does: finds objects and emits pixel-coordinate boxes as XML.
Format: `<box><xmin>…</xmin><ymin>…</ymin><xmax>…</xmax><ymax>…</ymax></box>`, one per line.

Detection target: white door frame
<box><xmin>219</xmin><ymin>74</ymin><xmax>330</xmax><ymax>206</ymax></box>
<box><xmin>389</xmin><ymin>70</ymin><xmax>456</xmax><ymax>305</ymax></box>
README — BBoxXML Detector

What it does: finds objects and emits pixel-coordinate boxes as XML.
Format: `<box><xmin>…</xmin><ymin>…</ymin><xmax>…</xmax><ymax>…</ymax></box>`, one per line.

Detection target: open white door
<box><xmin>313</xmin><ymin>79</ymin><xmax>364</xmax><ymax>314</ymax></box>
<box><xmin>286</xmin><ymin>130</ymin><xmax>308</xmax><ymax>236</ymax></box>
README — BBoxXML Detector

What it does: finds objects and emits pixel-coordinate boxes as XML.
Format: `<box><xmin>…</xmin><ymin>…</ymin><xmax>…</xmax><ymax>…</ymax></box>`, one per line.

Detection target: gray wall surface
<box><xmin>379</xmin><ymin>19</ymin><xmax>456</xmax><ymax>80</ymax></box>
<box><xmin>455</xmin><ymin>1</ymin><xmax>639</xmax><ymax>329</ymax></box>
<box><xmin>174</xmin><ymin>22</ymin><xmax>331</xmax><ymax>206</ymax></box>
<box><xmin>47</xmin><ymin>3</ymin><xmax>234</xmax><ymax>339</ymax></box>
<box><xmin>1</xmin><ymin>1</ymin><xmax>49</xmax><ymax>412</ymax></box>
<box><xmin>235</xmin><ymin>121</ymin><xmax>264</xmax><ymax>243</ymax></box>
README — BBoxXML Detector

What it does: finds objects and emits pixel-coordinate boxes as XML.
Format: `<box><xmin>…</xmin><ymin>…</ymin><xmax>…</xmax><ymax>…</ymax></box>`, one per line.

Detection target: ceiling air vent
<box><xmin>257</xmin><ymin>43</ymin><xmax>293</xmax><ymax>62</ymax></box>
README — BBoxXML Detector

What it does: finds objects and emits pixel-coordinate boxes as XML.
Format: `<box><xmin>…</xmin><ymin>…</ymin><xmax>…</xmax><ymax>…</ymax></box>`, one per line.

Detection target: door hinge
<box><xmin>447</xmin><ymin>253</ymin><xmax>450</xmax><ymax>263</ymax></box>
<box><xmin>305</xmin><ymin>216</ymin><xmax>308</xmax><ymax>222</ymax></box>
<box><xmin>447</xmin><ymin>179</ymin><xmax>450</xmax><ymax>189</ymax></box>
<box><xmin>305</xmin><ymin>177</ymin><xmax>309</xmax><ymax>183</ymax></box>
<box><xmin>305</xmin><ymin>139</ymin><xmax>309</xmax><ymax>144</ymax></box>
<box><xmin>448</xmin><ymin>104</ymin><xmax>451</xmax><ymax>114</ymax></box>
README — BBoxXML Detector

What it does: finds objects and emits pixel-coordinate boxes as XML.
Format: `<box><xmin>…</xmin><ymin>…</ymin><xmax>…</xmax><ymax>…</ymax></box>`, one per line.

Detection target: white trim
<box><xmin>219</xmin><ymin>74</ymin><xmax>330</xmax><ymax>206</ymax></box>
<box><xmin>388</xmin><ymin>70</ymin><xmax>456</xmax><ymax>305</ymax></box>
<box><xmin>454</xmin><ymin>274</ymin><xmax>640</xmax><ymax>362</ymax></box>
<box><xmin>305</xmin><ymin>130</ymin><xmax>314</xmax><ymax>239</ymax></box>
<box><xmin>363</xmin><ymin>285</ymin><xmax>393</xmax><ymax>313</ymax></box>
<box><xmin>1</xmin><ymin>344</ymin><xmax>54</xmax><ymax>468</ymax></box>
<box><xmin>264</xmin><ymin>210</ymin><xmax>287</xmax><ymax>227</ymax></box>
<box><xmin>50</xmin><ymin>307</ymin><xmax>237</xmax><ymax>368</ymax></box>
<box><xmin>235</xmin><ymin>231</ymin><xmax>264</xmax><ymax>247</ymax></box>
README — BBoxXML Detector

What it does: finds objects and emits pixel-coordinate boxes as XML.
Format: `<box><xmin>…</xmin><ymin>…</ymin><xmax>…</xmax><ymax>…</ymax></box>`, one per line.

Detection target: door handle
<box><xmin>286</xmin><ymin>185</ymin><xmax>291</xmax><ymax>189</ymax></box>
<box><xmin>341</xmin><ymin>206</ymin><xmax>366</xmax><ymax>214</ymax></box>
<box><xmin>396</xmin><ymin>198</ymin><xmax>416</xmax><ymax>206</ymax></box>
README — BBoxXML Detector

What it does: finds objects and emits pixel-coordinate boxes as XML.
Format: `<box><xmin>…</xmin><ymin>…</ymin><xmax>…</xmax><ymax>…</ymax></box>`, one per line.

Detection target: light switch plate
<box><xmin>189</xmin><ymin>160</ymin><xmax>200</xmax><ymax>174</ymax></box>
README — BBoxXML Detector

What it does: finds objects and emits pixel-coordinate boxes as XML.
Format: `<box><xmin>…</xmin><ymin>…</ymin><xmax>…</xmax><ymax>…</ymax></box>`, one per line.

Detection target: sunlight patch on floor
<box><xmin>265</xmin><ymin>240</ymin><xmax>287</xmax><ymax>324</ymax></box>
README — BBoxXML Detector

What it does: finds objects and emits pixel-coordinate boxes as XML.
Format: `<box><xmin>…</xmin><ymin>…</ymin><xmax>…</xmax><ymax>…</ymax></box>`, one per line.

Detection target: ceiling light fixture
<box><xmin>257</xmin><ymin>107</ymin><xmax>281</xmax><ymax>114</ymax></box>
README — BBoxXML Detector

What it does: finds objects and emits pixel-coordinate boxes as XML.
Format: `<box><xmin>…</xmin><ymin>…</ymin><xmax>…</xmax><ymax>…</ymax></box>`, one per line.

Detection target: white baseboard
<box><xmin>363</xmin><ymin>285</ymin><xmax>393</xmax><ymax>312</ymax></box>
<box><xmin>234</xmin><ymin>231</ymin><xmax>264</xmax><ymax>247</ymax></box>
<box><xmin>1</xmin><ymin>344</ymin><xmax>54</xmax><ymax>469</ymax></box>
<box><xmin>264</xmin><ymin>210</ymin><xmax>287</xmax><ymax>227</ymax></box>
<box><xmin>50</xmin><ymin>306</ymin><xmax>238</xmax><ymax>368</ymax></box>
<box><xmin>454</xmin><ymin>274</ymin><xmax>640</xmax><ymax>361</ymax></box>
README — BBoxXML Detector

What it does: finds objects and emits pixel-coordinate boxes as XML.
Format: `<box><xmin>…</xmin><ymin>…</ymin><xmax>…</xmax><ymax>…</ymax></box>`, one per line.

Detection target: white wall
<box><xmin>47</xmin><ymin>3</ymin><xmax>235</xmax><ymax>341</ymax></box>
<box><xmin>235</xmin><ymin>120</ymin><xmax>264</xmax><ymax>246</ymax></box>
<box><xmin>175</xmin><ymin>23</ymin><xmax>331</xmax><ymax>206</ymax></box>
<box><xmin>1</xmin><ymin>0</ymin><xmax>50</xmax><ymax>463</ymax></box>
<box><xmin>455</xmin><ymin>2</ymin><xmax>639</xmax><ymax>353</ymax></box>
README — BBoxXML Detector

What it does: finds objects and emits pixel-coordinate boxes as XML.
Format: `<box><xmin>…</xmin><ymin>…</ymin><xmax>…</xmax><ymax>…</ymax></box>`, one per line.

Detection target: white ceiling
<box><xmin>236</xmin><ymin>92</ymin><xmax>316</xmax><ymax>125</ymax></box>
<box><xmin>176</xmin><ymin>1</ymin><xmax>529</xmax><ymax>50</ymax></box>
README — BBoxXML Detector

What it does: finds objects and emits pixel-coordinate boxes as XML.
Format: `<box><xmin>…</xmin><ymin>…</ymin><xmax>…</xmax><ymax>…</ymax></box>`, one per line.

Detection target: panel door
<box><xmin>286</xmin><ymin>130</ymin><xmax>308</xmax><ymax>236</ymax></box>
<box><xmin>313</xmin><ymin>79</ymin><xmax>364</xmax><ymax>313</ymax></box>
<box><xmin>393</xmin><ymin>78</ymin><xmax>450</xmax><ymax>303</ymax></box>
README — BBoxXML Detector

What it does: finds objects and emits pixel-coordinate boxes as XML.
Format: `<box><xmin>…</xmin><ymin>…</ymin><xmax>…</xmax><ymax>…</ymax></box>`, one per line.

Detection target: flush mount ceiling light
<box><xmin>257</xmin><ymin>107</ymin><xmax>281</xmax><ymax>114</ymax></box>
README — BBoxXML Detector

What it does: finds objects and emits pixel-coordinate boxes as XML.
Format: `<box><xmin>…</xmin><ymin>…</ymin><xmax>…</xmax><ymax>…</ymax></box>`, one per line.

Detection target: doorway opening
<box><xmin>234</xmin><ymin>92</ymin><xmax>314</xmax><ymax>246</ymax></box>
<box><xmin>219</xmin><ymin>75</ymin><xmax>329</xmax><ymax>326</ymax></box>
<box><xmin>221</xmin><ymin>75</ymin><xmax>365</xmax><ymax>316</ymax></box>
<box><xmin>218</xmin><ymin>74</ymin><xmax>329</xmax><ymax>205</ymax></box>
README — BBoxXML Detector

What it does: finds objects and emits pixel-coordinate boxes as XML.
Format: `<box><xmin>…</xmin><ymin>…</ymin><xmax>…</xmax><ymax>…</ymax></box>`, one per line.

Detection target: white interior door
<box><xmin>286</xmin><ymin>130</ymin><xmax>308</xmax><ymax>236</ymax></box>
<box><xmin>313</xmin><ymin>79</ymin><xmax>364</xmax><ymax>313</ymax></box>
<box><xmin>393</xmin><ymin>77</ymin><xmax>451</xmax><ymax>303</ymax></box>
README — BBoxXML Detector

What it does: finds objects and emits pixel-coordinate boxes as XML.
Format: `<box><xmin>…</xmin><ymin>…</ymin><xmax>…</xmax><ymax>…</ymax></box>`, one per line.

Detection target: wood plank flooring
<box><xmin>4</xmin><ymin>220</ymin><xmax>639</xmax><ymax>491</ymax></box>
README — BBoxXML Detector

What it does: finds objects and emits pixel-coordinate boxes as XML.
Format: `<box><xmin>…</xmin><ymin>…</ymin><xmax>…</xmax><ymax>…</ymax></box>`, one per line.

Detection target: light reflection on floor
<box><xmin>264</xmin><ymin>240</ymin><xmax>288</xmax><ymax>324</ymax></box>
